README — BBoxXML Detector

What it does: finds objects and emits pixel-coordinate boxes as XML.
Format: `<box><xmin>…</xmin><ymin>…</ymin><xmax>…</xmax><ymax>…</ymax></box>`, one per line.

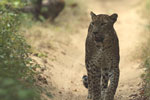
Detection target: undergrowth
<box><xmin>0</xmin><ymin>1</ymin><xmax>88</xmax><ymax>100</ymax></box>
<box><xmin>0</xmin><ymin>1</ymin><xmax>42</xmax><ymax>100</ymax></box>
<box><xmin>141</xmin><ymin>0</ymin><xmax>150</xmax><ymax>99</ymax></box>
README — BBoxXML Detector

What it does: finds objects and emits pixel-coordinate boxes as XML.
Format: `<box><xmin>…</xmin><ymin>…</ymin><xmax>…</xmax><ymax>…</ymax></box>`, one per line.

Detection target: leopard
<box><xmin>84</xmin><ymin>11</ymin><xmax>120</xmax><ymax>100</ymax></box>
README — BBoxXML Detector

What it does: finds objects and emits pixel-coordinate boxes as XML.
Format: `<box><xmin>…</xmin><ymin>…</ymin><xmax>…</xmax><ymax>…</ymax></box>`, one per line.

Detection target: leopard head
<box><xmin>90</xmin><ymin>11</ymin><xmax>118</xmax><ymax>44</ymax></box>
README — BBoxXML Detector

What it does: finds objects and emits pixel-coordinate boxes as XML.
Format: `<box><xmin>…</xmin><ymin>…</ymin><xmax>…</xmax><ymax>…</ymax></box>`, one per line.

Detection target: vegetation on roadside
<box><xmin>141</xmin><ymin>0</ymin><xmax>150</xmax><ymax>99</ymax></box>
<box><xmin>0</xmin><ymin>0</ymin><xmax>87</xmax><ymax>100</ymax></box>
<box><xmin>0</xmin><ymin>1</ymin><xmax>42</xmax><ymax>100</ymax></box>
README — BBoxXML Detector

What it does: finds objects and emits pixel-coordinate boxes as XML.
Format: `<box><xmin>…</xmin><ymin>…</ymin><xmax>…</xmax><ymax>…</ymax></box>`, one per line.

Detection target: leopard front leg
<box><xmin>92</xmin><ymin>72</ymin><xmax>101</xmax><ymax>100</ymax></box>
<box><xmin>86</xmin><ymin>63</ymin><xmax>93</xmax><ymax>99</ymax></box>
<box><xmin>105</xmin><ymin>66</ymin><xmax>120</xmax><ymax>100</ymax></box>
<box><xmin>86</xmin><ymin>63</ymin><xmax>102</xmax><ymax>100</ymax></box>
<box><xmin>101</xmin><ymin>68</ymin><xmax>109</xmax><ymax>100</ymax></box>
<box><xmin>87</xmin><ymin>71</ymin><xmax>93</xmax><ymax>99</ymax></box>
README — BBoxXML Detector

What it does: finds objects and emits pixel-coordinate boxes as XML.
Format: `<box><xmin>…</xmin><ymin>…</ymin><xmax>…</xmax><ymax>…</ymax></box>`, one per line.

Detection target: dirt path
<box><xmin>49</xmin><ymin>0</ymin><xmax>144</xmax><ymax>99</ymax></box>
<box><xmin>27</xmin><ymin>0</ymin><xmax>145</xmax><ymax>100</ymax></box>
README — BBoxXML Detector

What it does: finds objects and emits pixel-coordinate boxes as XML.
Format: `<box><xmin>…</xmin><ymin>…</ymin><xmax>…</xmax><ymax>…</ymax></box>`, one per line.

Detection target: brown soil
<box><xmin>25</xmin><ymin>0</ymin><xmax>147</xmax><ymax>100</ymax></box>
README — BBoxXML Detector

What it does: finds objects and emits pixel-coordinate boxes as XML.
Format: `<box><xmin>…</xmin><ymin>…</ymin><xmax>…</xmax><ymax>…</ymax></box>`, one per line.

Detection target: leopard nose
<box><xmin>93</xmin><ymin>32</ymin><xmax>98</xmax><ymax>35</ymax></box>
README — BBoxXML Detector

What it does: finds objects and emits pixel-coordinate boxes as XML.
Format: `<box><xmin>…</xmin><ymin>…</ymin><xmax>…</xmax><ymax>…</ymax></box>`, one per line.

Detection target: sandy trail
<box><xmin>50</xmin><ymin>0</ymin><xmax>144</xmax><ymax>99</ymax></box>
<box><xmin>50</xmin><ymin>0</ymin><xmax>144</xmax><ymax>100</ymax></box>
<box><xmin>27</xmin><ymin>0</ymin><xmax>145</xmax><ymax>100</ymax></box>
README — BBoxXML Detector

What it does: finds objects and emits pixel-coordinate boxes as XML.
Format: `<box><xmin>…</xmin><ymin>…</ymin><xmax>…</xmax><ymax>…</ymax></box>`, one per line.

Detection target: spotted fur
<box><xmin>84</xmin><ymin>11</ymin><xmax>120</xmax><ymax>100</ymax></box>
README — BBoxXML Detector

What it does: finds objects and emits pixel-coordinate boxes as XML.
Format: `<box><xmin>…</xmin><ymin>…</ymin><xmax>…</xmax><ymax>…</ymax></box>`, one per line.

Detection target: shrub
<box><xmin>0</xmin><ymin>2</ymin><xmax>41</xmax><ymax>100</ymax></box>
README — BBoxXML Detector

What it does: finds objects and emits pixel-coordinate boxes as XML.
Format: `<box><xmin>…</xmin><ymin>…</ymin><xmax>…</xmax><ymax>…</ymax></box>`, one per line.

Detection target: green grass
<box><xmin>141</xmin><ymin>0</ymin><xmax>150</xmax><ymax>99</ymax></box>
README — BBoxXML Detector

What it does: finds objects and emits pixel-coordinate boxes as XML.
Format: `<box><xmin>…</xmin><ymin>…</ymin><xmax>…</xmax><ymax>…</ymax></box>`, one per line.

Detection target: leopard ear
<box><xmin>90</xmin><ymin>11</ymin><xmax>97</xmax><ymax>21</ymax></box>
<box><xmin>110</xmin><ymin>13</ymin><xmax>118</xmax><ymax>23</ymax></box>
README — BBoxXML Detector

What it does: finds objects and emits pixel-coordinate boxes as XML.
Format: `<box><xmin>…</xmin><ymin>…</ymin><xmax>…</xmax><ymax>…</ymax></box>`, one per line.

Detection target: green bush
<box><xmin>141</xmin><ymin>0</ymin><xmax>150</xmax><ymax>99</ymax></box>
<box><xmin>0</xmin><ymin>78</ymin><xmax>40</xmax><ymax>100</ymax></box>
<box><xmin>0</xmin><ymin>3</ymin><xmax>41</xmax><ymax>100</ymax></box>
